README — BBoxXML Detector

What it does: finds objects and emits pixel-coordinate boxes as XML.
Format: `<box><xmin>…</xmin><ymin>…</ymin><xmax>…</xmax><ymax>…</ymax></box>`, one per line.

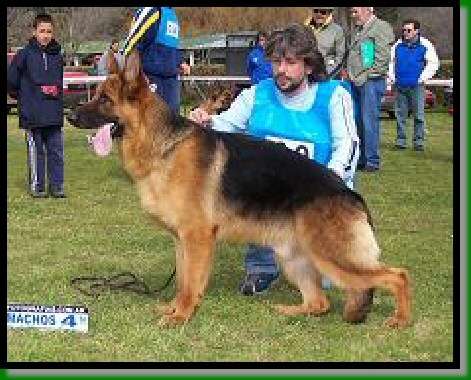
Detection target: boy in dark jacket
<box><xmin>8</xmin><ymin>13</ymin><xmax>65</xmax><ymax>198</ymax></box>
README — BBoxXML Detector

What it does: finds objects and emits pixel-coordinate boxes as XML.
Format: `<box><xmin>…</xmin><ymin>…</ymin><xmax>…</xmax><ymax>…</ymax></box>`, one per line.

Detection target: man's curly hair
<box><xmin>266</xmin><ymin>24</ymin><xmax>327</xmax><ymax>83</ymax></box>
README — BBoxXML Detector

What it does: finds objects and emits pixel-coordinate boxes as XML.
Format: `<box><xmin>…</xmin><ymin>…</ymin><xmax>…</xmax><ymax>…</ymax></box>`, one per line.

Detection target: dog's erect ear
<box><xmin>121</xmin><ymin>49</ymin><xmax>144</xmax><ymax>98</ymax></box>
<box><xmin>106</xmin><ymin>51</ymin><xmax>119</xmax><ymax>75</ymax></box>
<box><xmin>123</xmin><ymin>50</ymin><xmax>142</xmax><ymax>84</ymax></box>
<box><xmin>122</xmin><ymin>50</ymin><xmax>143</xmax><ymax>97</ymax></box>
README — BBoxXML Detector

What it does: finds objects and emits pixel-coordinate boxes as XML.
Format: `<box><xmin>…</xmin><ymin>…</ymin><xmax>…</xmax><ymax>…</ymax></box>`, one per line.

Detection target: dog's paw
<box><xmin>153</xmin><ymin>302</ymin><xmax>175</xmax><ymax>316</ymax></box>
<box><xmin>385</xmin><ymin>315</ymin><xmax>410</xmax><ymax>328</ymax></box>
<box><xmin>274</xmin><ymin>303</ymin><xmax>329</xmax><ymax>316</ymax></box>
<box><xmin>157</xmin><ymin>312</ymin><xmax>191</xmax><ymax>328</ymax></box>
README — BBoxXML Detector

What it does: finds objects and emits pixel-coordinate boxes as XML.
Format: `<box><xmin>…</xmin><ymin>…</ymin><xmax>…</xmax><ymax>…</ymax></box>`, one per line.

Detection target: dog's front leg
<box><xmin>154</xmin><ymin>240</ymin><xmax>184</xmax><ymax>316</ymax></box>
<box><xmin>158</xmin><ymin>227</ymin><xmax>215</xmax><ymax>327</ymax></box>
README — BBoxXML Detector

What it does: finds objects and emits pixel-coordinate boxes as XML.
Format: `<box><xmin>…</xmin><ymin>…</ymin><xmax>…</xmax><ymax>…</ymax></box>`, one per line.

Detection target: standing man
<box><xmin>246</xmin><ymin>31</ymin><xmax>272</xmax><ymax>85</ymax></box>
<box><xmin>347</xmin><ymin>7</ymin><xmax>394</xmax><ymax>172</ymax></box>
<box><xmin>7</xmin><ymin>13</ymin><xmax>66</xmax><ymax>198</ymax></box>
<box><xmin>189</xmin><ymin>24</ymin><xmax>359</xmax><ymax>296</ymax></box>
<box><xmin>122</xmin><ymin>7</ymin><xmax>190</xmax><ymax>115</ymax></box>
<box><xmin>305</xmin><ymin>7</ymin><xmax>345</xmax><ymax>77</ymax></box>
<box><xmin>388</xmin><ymin>19</ymin><xmax>439</xmax><ymax>151</ymax></box>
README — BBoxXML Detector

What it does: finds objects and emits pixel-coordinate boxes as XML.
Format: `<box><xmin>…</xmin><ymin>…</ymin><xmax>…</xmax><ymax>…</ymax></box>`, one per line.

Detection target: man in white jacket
<box><xmin>388</xmin><ymin>19</ymin><xmax>439</xmax><ymax>151</ymax></box>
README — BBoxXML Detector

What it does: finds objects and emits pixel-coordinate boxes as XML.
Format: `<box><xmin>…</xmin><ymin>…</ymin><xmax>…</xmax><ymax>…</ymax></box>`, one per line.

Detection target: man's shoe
<box><xmin>29</xmin><ymin>189</ymin><xmax>48</xmax><ymax>198</ymax></box>
<box><xmin>395</xmin><ymin>144</ymin><xmax>406</xmax><ymax>150</ymax></box>
<box><xmin>49</xmin><ymin>186</ymin><xmax>66</xmax><ymax>198</ymax></box>
<box><xmin>414</xmin><ymin>145</ymin><xmax>424</xmax><ymax>151</ymax></box>
<box><xmin>362</xmin><ymin>165</ymin><xmax>379</xmax><ymax>173</ymax></box>
<box><xmin>239</xmin><ymin>273</ymin><xmax>279</xmax><ymax>296</ymax></box>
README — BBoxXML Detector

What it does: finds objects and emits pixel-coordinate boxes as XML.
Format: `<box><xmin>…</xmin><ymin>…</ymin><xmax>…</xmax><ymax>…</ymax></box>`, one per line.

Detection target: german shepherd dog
<box><xmin>67</xmin><ymin>51</ymin><xmax>411</xmax><ymax>328</ymax></box>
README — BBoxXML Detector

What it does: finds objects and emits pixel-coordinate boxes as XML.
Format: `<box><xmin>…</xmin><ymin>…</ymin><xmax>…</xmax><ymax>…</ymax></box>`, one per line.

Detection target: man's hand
<box><xmin>180</xmin><ymin>62</ymin><xmax>191</xmax><ymax>76</ymax></box>
<box><xmin>188</xmin><ymin>107</ymin><xmax>211</xmax><ymax>126</ymax></box>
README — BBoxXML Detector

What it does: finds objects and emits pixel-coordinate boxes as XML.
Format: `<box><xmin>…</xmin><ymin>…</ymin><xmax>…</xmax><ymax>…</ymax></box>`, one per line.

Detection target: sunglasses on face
<box><xmin>313</xmin><ymin>9</ymin><xmax>330</xmax><ymax>15</ymax></box>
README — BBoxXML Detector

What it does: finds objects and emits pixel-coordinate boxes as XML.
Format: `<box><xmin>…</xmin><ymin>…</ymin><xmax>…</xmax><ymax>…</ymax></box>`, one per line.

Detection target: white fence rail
<box><xmin>63</xmin><ymin>76</ymin><xmax>453</xmax><ymax>102</ymax></box>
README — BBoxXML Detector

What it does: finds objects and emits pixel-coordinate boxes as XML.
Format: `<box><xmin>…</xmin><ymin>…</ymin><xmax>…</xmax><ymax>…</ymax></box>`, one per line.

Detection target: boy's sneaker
<box><xmin>49</xmin><ymin>185</ymin><xmax>66</xmax><ymax>198</ymax></box>
<box><xmin>29</xmin><ymin>189</ymin><xmax>48</xmax><ymax>198</ymax></box>
<box><xmin>239</xmin><ymin>272</ymin><xmax>279</xmax><ymax>296</ymax></box>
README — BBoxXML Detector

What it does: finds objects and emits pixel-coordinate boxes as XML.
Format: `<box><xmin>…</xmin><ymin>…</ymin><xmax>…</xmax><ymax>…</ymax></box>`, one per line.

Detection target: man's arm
<box><xmin>7</xmin><ymin>49</ymin><xmax>26</xmax><ymax>99</ymax></box>
<box><xmin>369</xmin><ymin>20</ymin><xmax>395</xmax><ymax>76</ymax></box>
<box><xmin>327</xmin><ymin>86</ymin><xmax>358</xmax><ymax>180</ymax></box>
<box><xmin>387</xmin><ymin>41</ymin><xmax>399</xmax><ymax>85</ymax></box>
<box><xmin>418</xmin><ymin>38</ymin><xmax>440</xmax><ymax>83</ymax></box>
<box><xmin>334</xmin><ymin>27</ymin><xmax>346</xmax><ymax>69</ymax></box>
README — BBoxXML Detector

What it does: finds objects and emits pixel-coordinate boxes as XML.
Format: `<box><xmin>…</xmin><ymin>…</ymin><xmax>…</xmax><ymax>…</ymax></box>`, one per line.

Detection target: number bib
<box><xmin>266</xmin><ymin>136</ymin><xmax>315</xmax><ymax>160</ymax></box>
<box><xmin>166</xmin><ymin>20</ymin><xmax>179</xmax><ymax>38</ymax></box>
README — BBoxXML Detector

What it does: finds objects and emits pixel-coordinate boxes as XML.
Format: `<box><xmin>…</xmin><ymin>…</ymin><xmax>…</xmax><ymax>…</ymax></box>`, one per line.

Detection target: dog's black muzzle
<box><xmin>66</xmin><ymin>111</ymin><xmax>123</xmax><ymax>138</ymax></box>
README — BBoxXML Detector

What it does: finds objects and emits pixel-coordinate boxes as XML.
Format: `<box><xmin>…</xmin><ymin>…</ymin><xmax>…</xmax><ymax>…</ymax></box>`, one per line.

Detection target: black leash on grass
<box><xmin>70</xmin><ymin>269</ymin><xmax>176</xmax><ymax>298</ymax></box>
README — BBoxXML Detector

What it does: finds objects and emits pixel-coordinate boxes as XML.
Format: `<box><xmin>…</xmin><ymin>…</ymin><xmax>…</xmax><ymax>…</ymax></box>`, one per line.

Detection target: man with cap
<box><xmin>305</xmin><ymin>7</ymin><xmax>345</xmax><ymax>77</ymax></box>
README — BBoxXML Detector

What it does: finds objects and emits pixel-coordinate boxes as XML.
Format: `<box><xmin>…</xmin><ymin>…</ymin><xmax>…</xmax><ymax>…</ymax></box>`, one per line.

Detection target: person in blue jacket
<box><xmin>246</xmin><ymin>31</ymin><xmax>273</xmax><ymax>85</ymax></box>
<box><xmin>189</xmin><ymin>24</ymin><xmax>360</xmax><ymax>295</ymax></box>
<box><xmin>7</xmin><ymin>13</ymin><xmax>65</xmax><ymax>198</ymax></box>
<box><xmin>387</xmin><ymin>19</ymin><xmax>439</xmax><ymax>151</ymax></box>
<box><xmin>121</xmin><ymin>7</ymin><xmax>190</xmax><ymax>115</ymax></box>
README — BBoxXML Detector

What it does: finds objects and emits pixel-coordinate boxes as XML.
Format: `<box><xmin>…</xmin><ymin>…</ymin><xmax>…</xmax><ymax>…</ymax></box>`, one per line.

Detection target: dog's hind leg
<box><xmin>302</xmin><ymin>216</ymin><xmax>411</xmax><ymax>328</ymax></box>
<box><xmin>273</xmin><ymin>244</ymin><xmax>330</xmax><ymax>316</ymax></box>
<box><xmin>158</xmin><ymin>226</ymin><xmax>216</xmax><ymax>327</ymax></box>
<box><xmin>343</xmin><ymin>288</ymin><xmax>375</xmax><ymax>323</ymax></box>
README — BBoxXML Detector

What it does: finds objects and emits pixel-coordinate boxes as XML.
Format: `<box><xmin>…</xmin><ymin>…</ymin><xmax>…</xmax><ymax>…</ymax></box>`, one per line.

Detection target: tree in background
<box><xmin>7</xmin><ymin>7</ymin><xmax>453</xmax><ymax>60</ymax></box>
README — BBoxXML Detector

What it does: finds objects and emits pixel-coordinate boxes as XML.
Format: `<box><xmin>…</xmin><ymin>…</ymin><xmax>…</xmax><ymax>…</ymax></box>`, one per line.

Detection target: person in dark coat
<box><xmin>7</xmin><ymin>13</ymin><xmax>65</xmax><ymax>198</ymax></box>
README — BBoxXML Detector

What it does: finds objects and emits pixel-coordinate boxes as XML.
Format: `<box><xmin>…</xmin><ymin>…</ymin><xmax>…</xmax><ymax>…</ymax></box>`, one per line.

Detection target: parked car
<box><xmin>381</xmin><ymin>87</ymin><xmax>436</xmax><ymax>118</ymax></box>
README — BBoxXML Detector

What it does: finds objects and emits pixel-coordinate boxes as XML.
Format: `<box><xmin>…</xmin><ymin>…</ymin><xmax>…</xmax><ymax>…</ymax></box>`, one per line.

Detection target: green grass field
<box><xmin>7</xmin><ymin>112</ymin><xmax>454</xmax><ymax>362</ymax></box>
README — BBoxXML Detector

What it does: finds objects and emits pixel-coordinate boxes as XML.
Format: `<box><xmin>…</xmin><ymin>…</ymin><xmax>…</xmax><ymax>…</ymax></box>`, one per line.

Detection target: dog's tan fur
<box><xmin>71</xmin><ymin>51</ymin><xmax>412</xmax><ymax>328</ymax></box>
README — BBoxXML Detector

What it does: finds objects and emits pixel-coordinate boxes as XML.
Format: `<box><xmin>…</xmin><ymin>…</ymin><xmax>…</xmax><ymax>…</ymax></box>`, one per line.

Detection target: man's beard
<box><xmin>274</xmin><ymin>74</ymin><xmax>305</xmax><ymax>93</ymax></box>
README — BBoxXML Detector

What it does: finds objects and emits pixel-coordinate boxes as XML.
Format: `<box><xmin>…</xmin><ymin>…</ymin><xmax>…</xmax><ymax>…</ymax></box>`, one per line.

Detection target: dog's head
<box><xmin>67</xmin><ymin>50</ymin><xmax>159</xmax><ymax>138</ymax></box>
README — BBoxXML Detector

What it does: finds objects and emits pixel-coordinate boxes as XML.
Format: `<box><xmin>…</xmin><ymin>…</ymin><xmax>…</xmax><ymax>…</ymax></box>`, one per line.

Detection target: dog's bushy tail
<box><xmin>349</xmin><ymin>190</ymin><xmax>375</xmax><ymax>231</ymax></box>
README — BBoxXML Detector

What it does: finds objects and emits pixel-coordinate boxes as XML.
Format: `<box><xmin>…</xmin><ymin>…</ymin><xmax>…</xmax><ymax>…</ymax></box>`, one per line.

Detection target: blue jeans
<box><xmin>357</xmin><ymin>78</ymin><xmax>386</xmax><ymax>169</ymax></box>
<box><xmin>244</xmin><ymin>244</ymin><xmax>279</xmax><ymax>276</ymax></box>
<box><xmin>147</xmin><ymin>74</ymin><xmax>181</xmax><ymax>116</ymax></box>
<box><xmin>394</xmin><ymin>84</ymin><xmax>425</xmax><ymax>148</ymax></box>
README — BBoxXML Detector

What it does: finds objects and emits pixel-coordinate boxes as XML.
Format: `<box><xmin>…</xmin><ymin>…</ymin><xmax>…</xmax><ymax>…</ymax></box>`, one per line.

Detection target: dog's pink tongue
<box><xmin>91</xmin><ymin>123</ymin><xmax>113</xmax><ymax>157</ymax></box>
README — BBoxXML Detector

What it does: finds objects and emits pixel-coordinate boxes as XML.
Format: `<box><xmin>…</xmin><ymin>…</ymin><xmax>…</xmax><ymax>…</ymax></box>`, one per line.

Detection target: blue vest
<box><xmin>248</xmin><ymin>79</ymin><xmax>339</xmax><ymax>165</ymax></box>
<box><xmin>395</xmin><ymin>37</ymin><xmax>426</xmax><ymax>88</ymax></box>
<box><xmin>155</xmin><ymin>7</ymin><xmax>179</xmax><ymax>48</ymax></box>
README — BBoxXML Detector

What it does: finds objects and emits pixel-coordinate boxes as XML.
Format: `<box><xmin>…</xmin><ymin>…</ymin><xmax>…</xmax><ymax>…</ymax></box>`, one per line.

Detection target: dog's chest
<box><xmin>136</xmin><ymin>173</ymin><xmax>174</xmax><ymax>226</ymax></box>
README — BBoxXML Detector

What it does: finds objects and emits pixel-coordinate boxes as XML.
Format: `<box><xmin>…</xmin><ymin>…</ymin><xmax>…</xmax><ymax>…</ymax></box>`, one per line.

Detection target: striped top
<box><xmin>122</xmin><ymin>7</ymin><xmax>161</xmax><ymax>57</ymax></box>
